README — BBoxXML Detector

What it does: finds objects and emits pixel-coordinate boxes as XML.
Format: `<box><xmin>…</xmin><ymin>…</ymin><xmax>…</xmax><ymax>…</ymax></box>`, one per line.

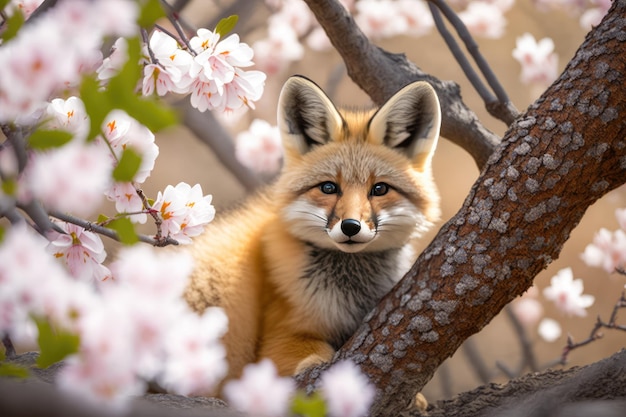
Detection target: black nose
<box><xmin>341</xmin><ymin>219</ymin><xmax>361</xmax><ymax>237</ymax></box>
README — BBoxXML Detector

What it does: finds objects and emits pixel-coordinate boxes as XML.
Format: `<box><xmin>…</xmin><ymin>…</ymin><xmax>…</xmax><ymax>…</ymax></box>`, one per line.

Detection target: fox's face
<box><xmin>275</xmin><ymin>76</ymin><xmax>441</xmax><ymax>253</ymax></box>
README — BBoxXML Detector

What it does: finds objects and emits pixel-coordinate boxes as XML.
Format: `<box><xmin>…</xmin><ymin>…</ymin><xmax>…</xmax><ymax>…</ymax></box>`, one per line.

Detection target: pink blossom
<box><xmin>151</xmin><ymin>182</ymin><xmax>215</xmax><ymax>244</ymax></box>
<box><xmin>97</xmin><ymin>37</ymin><xmax>129</xmax><ymax>81</ymax></box>
<box><xmin>581</xmin><ymin>228</ymin><xmax>626</xmax><ymax>273</ymax></box>
<box><xmin>142</xmin><ymin>30</ymin><xmax>194</xmax><ymax>96</ymax></box>
<box><xmin>459</xmin><ymin>2</ymin><xmax>507</xmax><ymax>39</ymax></box>
<box><xmin>160</xmin><ymin>307</ymin><xmax>228</xmax><ymax>395</ymax></box>
<box><xmin>395</xmin><ymin>0</ymin><xmax>434</xmax><ymax>37</ymax></box>
<box><xmin>236</xmin><ymin>119</ymin><xmax>283</xmax><ymax>174</ymax></box>
<box><xmin>512</xmin><ymin>33</ymin><xmax>559</xmax><ymax>86</ymax></box>
<box><xmin>511</xmin><ymin>286</ymin><xmax>544</xmax><ymax>327</ymax></box>
<box><xmin>320</xmin><ymin>361</ymin><xmax>376</xmax><ymax>417</ymax></box>
<box><xmin>543</xmin><ymin>267</ymin><xmax>595</xmax><ymax>317</ymax></box>
<box><xmin>45</xmin><ymin>96</ymin><xmax>90</xmax><ymax>142</ymax></box>
<box><xmin>100</xmin><ymin>109</ymin><xmax>159</xmax><ymax>184</ymax></box>
<box><xmin>6</xmin><ymin>0</ymin><xmax>44</xmax><ymax>19</ymax></box>
<box><xmin>24</xmin><ymin>140</ymin><xmax>112</xmax><ymax>217</ymax></box>
<box><xmin>269</xmin><ymin>0</ymin><xmax>314</xmax><ymax>36</ymax></box>
<box><xmin>537</xmin><ymin>317</ymin><xmax>562</xmax><ymax>342</ymax></box>
<box><xmin>253</xmin><ymin>23</ymin><xmax>304</xmax><ymax>75</ymax></box>
<box><xmin>46</xmin><ymin>221</ymin><xmax>111</xmax><ymax>282</ymax></box>
<box><xmin>105</xmin><ymin>182</ymin><xmax>147</xmax><ymax>224</ymax></box>
<box><xmin>223</xmin><ymin>359</ymin><xmax>295</xmax><ymax>417</ymax></box>
<box><xmin>355</xmin><ymin>0</ymin><xmax>408</xmax><ymax>39</ymax></box>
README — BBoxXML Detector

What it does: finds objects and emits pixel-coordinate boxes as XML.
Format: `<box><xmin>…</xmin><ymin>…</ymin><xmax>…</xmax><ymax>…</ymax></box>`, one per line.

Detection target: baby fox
<box><xmin>185</xmin><ymin>75</ymin><xmax>441</xmax><ymax>383</ymax></box>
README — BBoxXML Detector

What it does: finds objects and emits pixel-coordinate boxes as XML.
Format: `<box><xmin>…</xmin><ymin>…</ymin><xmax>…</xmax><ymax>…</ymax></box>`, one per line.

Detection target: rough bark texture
<box><xmin>296</xmin><ymin>2</ymin><xmax>626</xmax><ymax>416</ymax></box>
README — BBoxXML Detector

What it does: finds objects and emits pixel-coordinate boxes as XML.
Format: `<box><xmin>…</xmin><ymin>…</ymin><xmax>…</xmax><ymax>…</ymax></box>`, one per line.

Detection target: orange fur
<box><xmin>185</xmin><ymin>76</ymin><xmax>441</xmax><ymax>389</ymax></box>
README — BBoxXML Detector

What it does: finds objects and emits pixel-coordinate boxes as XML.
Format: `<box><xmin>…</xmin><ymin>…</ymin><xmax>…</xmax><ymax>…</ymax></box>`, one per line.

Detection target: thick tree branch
<box><xmin>297</xmin><ymin>2</ymin><xmax>626</xmax><ymax>416</ymax></box>
<box><xmin>302</xmin><ymin>0</ymin><xmax>501</xmax><ymax>168</ymax></box>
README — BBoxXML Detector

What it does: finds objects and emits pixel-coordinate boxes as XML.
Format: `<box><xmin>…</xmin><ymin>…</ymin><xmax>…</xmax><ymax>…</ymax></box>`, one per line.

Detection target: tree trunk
<box><xmin>297</xmin><ymin>2</ymin><xmax>626</xmax><ymax>416</ymax></box>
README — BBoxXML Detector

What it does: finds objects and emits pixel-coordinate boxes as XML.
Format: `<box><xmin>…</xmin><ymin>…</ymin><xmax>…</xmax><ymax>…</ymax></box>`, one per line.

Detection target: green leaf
<box><xmin>0</xmin><ymin>225</ymin><xmax>5</xmax><ymax>244</ymax></box>
<box><xmin>215</xmin><ymin>15</ymin><xmax>238</xmax><ymax>38</ymax></box>
<box><xmin>0</xmin><ymin>362</ymin><xmax>30</xmax><ymax>378</ymax></box>
<box><xmin>291</xmin><ymin>391</ymin><xmax>327</xmax><ymax>417</ymax></box>
<box><xmin>96</xmin><ymin>214</ymin><xmax>110</xmax><ymax>224</ymax></box>
<box><xmin>35</xmin><ymin>318</ymin><xmax>80</xmax><ymax>369</ymax></box>
<box><xmin>112</xmin><ymin>148</ymin><xmax>142</xmax><ymax>182</ymax></box>
<box><xmin>107</xmin><ymin>217</ymin><xmax>139</xmax><ymax>245</ymax></box>
<box><xmin>1</xmin><ymin>7</ymin><xmax>24</xmax><ymax>42</ymax></box>
<box><xmin>1</xmin><ymin>179</ymin><xmax>16</xmax><ymax>196</ymax></box>
<box><xmin>80</xmin><ymin>76</ymin><xmax>112</xmax><ymax>141</ymax></box>
<box><xmin>137</xmin><ymin>0</ymin><xmax>166</xmax><ymax>28</ymax></box>
<box><xmin>28</xmin><ymin>129</ymin><xmax>74</xmax><ymax>150</ymax></box>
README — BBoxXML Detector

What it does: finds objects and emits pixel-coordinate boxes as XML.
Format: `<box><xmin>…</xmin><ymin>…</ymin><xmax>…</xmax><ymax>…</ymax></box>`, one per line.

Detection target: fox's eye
<box><xmin>370</xmin><ymin>182</ymin><xmax>390</xmax><ymax>196</ymax></box>
<box><xmin>319</xmin><ymin>181</ymin><xmax>339</xmax><ymax>194</ymax></box>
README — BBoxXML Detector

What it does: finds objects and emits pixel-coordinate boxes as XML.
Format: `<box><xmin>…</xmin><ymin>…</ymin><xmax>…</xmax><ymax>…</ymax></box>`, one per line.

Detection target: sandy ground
<box><xmin>137</xmin><ymin>0</ymin><xmax>626</xmax><ymax>400</ymax></box>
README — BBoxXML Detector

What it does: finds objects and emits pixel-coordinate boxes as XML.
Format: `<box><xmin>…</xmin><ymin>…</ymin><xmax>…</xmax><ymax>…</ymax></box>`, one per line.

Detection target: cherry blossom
<box><xmin>105</xmin><ymin>182</ymin><xmax>147</xmax><ymax>224</ymax></box>
<box><xmin>222</xmin><ymin>359</ymin><xmax>295</xmax><ymax>417</ymax></box>
<box><xmin>511</xmin><ymin>286</ymin><xmax>544</xmax><ymax>327</ymax></box>
<box><xmin>580</xmin><ymin>0</ymin><xmax>611</xmax><ymax>30</ymax></box>
<box><xmin>581</xmin><ymin>227</ymin><xmax>626</xmax><ymax>273</ymax></box>
<box><xmin>142</xmin><ymin>30</ymin><xmax>194</xmax><ymax>96</ymax></box>
<box><xmin>46</xmin><ymin>220</ymin><xmax>112</xmax><ymax>282</ymax></box>
<box><xmin>355</xmin><ymin>0</ymin><xmax>408</xmax><ymax>39</ymax></box>
<box><xmin>459</xmin><ymin>2</ymin><xmax>507</xmax><ymax>39</ymax></box>
<box><xmin>151</xmin><ymin>182</ymin><xmax>216</xmax><ymax>244</ymax></box>
<box><xmin>45</xmin><ymin>96</ymin><xmax>90</xmax><ymax>142</ymax></box>
<box><xmin>235</xmin><ymin>119</ymin><xmax>283</xmax><ymax>174</ymax></box>
<box><xmin>512</xmin><ymin>33</ymin><xmax>559</xmax><ymax>86</ymax></box>
<box><xmin>543</xmin><ymin>267</ymin><xmax>595</xmax><ymax>317</ymax></box>
<box><xmin>5</xmin><ymin>0</ymin><xmax>44</xmax><ymax>20</ymax></box>
<box><xmin>538</xmin><ymin>317</ymin><xmax>562</xmax><ymax>342</ymax></box>
<box><xmin>320</xmin><ymin>360</ymin><xmax>376</xmax><ymax>417</ymax></box>
<box><xmin>100</xmin><ymin>109</ymin><xmax>159</xmax><ymax>184</ymax></box>
<box><xmin>24</xmin><ymin>139</ymin><xmax>112</xmax><ymax>217</ymax></box>
<box><xmin>253</xmin><ymin>23</ymin><xmax>304</xmax><ymax>75</ymax></box>
<box><xmin>97</xmin><ymin>37</ymin><xmax>129</xmax><ymax>82</ymax></box>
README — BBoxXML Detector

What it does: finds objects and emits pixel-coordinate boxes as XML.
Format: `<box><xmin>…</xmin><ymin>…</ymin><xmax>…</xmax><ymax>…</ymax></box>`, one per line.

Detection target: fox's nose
<box><xmin>341</xmin><ymin>219</ymin><xmax>361</xmax><ymax>237</ymax></box>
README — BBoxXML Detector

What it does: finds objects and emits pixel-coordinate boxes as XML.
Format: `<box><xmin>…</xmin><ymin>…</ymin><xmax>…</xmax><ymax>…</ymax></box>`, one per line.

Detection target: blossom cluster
<box><xmin>511</xmin><ymin>267</ymin><xmax>595</xmax><ymax>343</ymax></box>
<box><xmin>0</xmin><ymin>226</ymin><xmax>228</xmax><ymax>409</ymax></box>
<box><xmin>223</xmin><ymin>359</ymin><xmax>375</xmax><ymax>417</ymax></box>
<box><xmin>0</xmin><ymin>0</ymin><xmax>137</xmax><ymax>123</ymax></box>
<box><xmin>512</xmin><ymin>33</ymin><xmax>559</xmax><ymax>87</ymax></box>
<box><xmin>581</xmin><ymin>208</ymin><xmax>626</xmax><ymax>273</ymax></box>
<box><xmin>139</xmin><ymin>28</ymin><xmax>266</xmax><ymax>113</ymax></box>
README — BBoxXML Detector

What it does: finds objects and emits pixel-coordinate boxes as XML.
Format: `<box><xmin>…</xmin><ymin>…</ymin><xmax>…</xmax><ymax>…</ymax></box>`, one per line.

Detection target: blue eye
<box><xmin>370</xmin><ymin>182</ymin><xmax>389</xmax><ymax>196</ymax></box>
<box><xmin>319</xmin><ymin>181</ymin><xmax>339</xmax><ymax>194</ymax></box>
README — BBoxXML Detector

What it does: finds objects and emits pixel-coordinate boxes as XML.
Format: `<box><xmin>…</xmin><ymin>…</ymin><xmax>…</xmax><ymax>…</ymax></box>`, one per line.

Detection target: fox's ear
<box><xmin>368</xmin><ymin>81</ymin><xmax>441</xmax><ymax>171</ymax></box>
<box><xmin>277</xmin><ymin>75</ymin><xmax>345</xmax><ymax>155</ymax></box>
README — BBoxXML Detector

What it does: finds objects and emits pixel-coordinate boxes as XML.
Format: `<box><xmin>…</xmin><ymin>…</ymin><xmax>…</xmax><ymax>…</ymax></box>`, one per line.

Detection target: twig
<box><xmin>427</xmin><ymin>0</ymin><xmax>519</xmax><ymax>125</ymax></box>
<box><xmin>2</xmin><ymin>335</ymin><xmax>16</xmax><ymax>359</ymax></box>
<box><xmin>560</xmin><ymin>292</ymin><xmax>626</xmax><ymax>365</ymax></box>
<box><xmin>505</xmin><ymin>304</ymin><xmax>539</xmax><ymax>373</ymax></box>
<box><xmin>48</xmin><ymin>210</ymin><xmax>179</xmax><ymax>247</ymax></box>
<box><xmin>461</xmin><ymin>338</ymin><xmax>491</xmax><ymax>384</ymax></box>
<box><xmin>428</xmin><ymin>3</ymin><xmax>497</xmax><ymax>105</ymax></box>
<box><xmin>158</xmin><ymin>0</ymin><xmax>196</xmax><ymax>55</ymax></box>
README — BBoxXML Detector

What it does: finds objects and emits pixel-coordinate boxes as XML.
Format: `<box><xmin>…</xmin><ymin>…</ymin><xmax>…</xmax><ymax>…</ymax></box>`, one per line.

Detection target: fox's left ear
<box><xmin>368</xmin><ymin>81</ymin><xmax>441</xmax><ymax>171</ymax></box>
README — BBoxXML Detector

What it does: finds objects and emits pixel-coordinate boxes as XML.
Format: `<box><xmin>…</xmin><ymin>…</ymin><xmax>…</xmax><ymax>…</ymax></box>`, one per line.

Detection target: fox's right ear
<box><xmin>277</xmin><ymin>76</ymin><xmax>345</xmax><ymax>156</ymax></box>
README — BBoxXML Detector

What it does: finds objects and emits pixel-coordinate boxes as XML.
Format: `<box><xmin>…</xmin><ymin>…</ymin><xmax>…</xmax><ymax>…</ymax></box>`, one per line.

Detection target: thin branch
<box><xmin>2</xmin><ymin>335</ymin><xmax>16</xmax><ymax>359</ymax></box>
<box><xmin>561</xmin><ymin>292</ymin><xmax>626</xmax><ymax>364</ymax></box>
<box><xmin>176</xmin><ymin>100</ymin><xmax>265</xmax><ymax>192</ymax></box>
<box><xmin>428</xmin><ymin>0</ymin><xmax>519</xmax><ymax>125</ymax></box>
<box><xmin>461</xmin><ymin>338</ymin><xmax>492</xmax><ymax>384</ymax></box>
<box><xmin>505</xmin><ymin>304</ymin><xmax>539</xmax><ymax>373</ymax></box>
<box><xmin>48</xmin><ymin>210</ymin><xmax>179</xmax><ymax>247</ymax></box>
<box><xmin>428</xmin><ymin>2</ymin><xmax>497</xmax><ymax>105</ymax></box>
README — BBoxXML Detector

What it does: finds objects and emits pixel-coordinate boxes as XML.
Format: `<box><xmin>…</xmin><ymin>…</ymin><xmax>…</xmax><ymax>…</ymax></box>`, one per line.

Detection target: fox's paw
<box><xmin>414</xmin><ymin>392</ymin><xmax>428</xmax><ymax>412</ymax></box>
<box><xmin>294</xmin><ymin>352</ymin><xmax>331</xmax><ymax>375</ymax></box>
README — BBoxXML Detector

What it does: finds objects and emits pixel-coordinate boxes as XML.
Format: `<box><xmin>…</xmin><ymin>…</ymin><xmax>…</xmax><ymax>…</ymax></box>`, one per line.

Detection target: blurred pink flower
<box><xmin>236</xmin><ymin>119</ymin><xmax>283</xmax><ymax>174</ymax></box>
<box><xmin>459</xmin><ymin>2</ymin><xmax>507</xmax><ymax>39</ymax></box>
<box><xmin>320</xmin><ymin>360</ymin><xmax>376</xmax><ymax>417</ymax></box>
<box><xmin>512</xmin><ymin>33</ymin><xmax>559</xmax><ymax>86</ymax></box>
<box><xmin>543</xmin><ymin>267</ymin><xmax>594</xmax><ymax>317</ymax></box>
<box><xmin>223</xmin><ymin>359</ymin><xmax>295</xmax><ymax>417</ymax></box>
<box><xmin>581</xmin><ymin>228</ymin><xmax>626</xmax><ymax>273</ymax></box>
<box><xmin>538</xmin><ymin>317</ymin><xmax>562</xmax><ymax>342</ymax></box>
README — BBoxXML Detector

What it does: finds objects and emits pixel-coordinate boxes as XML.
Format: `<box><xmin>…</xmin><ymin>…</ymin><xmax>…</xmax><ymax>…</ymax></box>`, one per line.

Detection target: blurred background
<box><xmin>136</xmin><ymin>0</ymin><xmax>625</xmax><ymax>401</ymax></box>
